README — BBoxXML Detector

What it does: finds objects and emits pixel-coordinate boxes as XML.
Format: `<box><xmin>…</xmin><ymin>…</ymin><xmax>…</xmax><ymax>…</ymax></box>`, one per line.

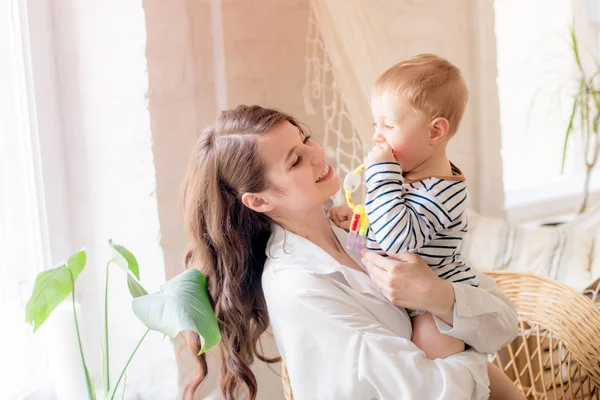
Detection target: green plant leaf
<box><xmin>562</xmin><ymin>96</ymin><xmax>579</xmax><ymax>173</ymax></box>
<box><xmin>109</xmin><ymin>240</ymin><xmax>140</xmax><ymax>279</ymax></box>
<box><xmin>25</xmin><ymin>250</ymin><xmax>86</xmax><ymax>331</ymax></box>
<box><xmin>570</xmin><ymin>24</ymin><xmax>585</xmax><ymax>75</ymax></box>
<box><xmin>132</xmin><ymin>268</ymin><xmax>221</xmax><ymax>354</ymax></box>
<box><xmin>109</xmin><ymin>240</ymin><xmax>147</xmax><ymax>298</ymax></box>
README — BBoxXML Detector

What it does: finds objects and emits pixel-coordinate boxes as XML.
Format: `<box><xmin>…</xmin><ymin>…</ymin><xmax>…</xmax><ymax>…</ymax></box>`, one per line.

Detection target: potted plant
<box><xmin>563</xmin><ymin>25</ymin><xmax>600</xmax><ymax>213</ymax></box>
<box><xmin>25</xmin><ymin>240</ymin><xmax>220</xmax><ymax>399</ymax></box>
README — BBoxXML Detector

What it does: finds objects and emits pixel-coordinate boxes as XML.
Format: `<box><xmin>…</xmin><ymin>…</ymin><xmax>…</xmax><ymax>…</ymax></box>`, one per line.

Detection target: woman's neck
<box><xmin>273</xmin><ymin>203</ymin><xmax>363</xmax><ymax>272</ymax></box>
<box><xmin>275</xmin><ymin>206</ymin><xmax>341</xmax><ymax>252</ymax></box>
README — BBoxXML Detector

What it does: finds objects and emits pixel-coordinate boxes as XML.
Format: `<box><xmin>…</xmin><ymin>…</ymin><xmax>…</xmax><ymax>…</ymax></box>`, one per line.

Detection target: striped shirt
<box><xmin>365</xmin><ymin>161</ymin><xmax>478</xmax><ymax>287</ymax></box>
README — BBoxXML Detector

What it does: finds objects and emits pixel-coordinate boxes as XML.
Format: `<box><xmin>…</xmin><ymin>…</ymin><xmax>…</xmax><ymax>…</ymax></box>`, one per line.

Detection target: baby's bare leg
<box><xmin>411</xmin><ymin>312</ymin><xmax>464</xmax><ymax>359</ymax></box>
<box><xmin>487</xmin><ymin>362</ymin><xmax>526</xmax><ymax>400</ymax></box>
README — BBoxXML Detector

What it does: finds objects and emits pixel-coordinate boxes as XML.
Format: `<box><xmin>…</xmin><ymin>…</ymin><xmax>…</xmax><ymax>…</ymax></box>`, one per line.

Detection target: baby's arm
<box><xmin>412</xmin><ymin>312</ymin><xmax>464</xmax><ymax>359</ymax></box>
<box><xmin>329</xmin><ymin>205</ymin><xmax>353</xmax><ymax>230</ymax></box>
<box><xmin>365</xmin><ymin>163</ymin><xmax>466</xmax><ymax>255</ymax></box>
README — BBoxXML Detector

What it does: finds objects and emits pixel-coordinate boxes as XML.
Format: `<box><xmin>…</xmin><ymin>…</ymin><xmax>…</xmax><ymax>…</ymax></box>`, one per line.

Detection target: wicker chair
<box><xmin>281</xmin><ymin>271</ymin><xmax>600</xmax><ymax>399</ymax></box>
<box><xmin>488</xmin><ymin>271</ymin><xmax>600</xmax><ymax>399</ymax></box>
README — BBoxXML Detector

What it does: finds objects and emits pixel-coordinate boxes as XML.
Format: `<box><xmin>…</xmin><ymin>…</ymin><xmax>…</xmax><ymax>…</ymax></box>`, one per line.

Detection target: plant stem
<box><xmin>103</xmin><ymin>260</ymin><xmax>112</xmax><ymax>395</ymax></box>
<box><xmin>580</xmin><ymin>164</ymin><xmax>594</xmax><ymax>213</ymax></box>
<box><xmin>121</xmin><ymin>374</ymin><xmax>127</xmax><ymax>400</ymax></box>
<box><xmin>109</xmin><ymin>328</ymin><xmax>150</xmax><ymax>400</ymax></box>
<box><xmin>70</xmin><ymin>270</ymin><xmax>95</xmax><ymax>400</ymax></box>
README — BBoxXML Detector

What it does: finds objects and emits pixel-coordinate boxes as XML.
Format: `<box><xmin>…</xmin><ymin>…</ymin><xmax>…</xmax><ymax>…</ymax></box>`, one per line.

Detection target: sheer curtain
<box><xmin>304</xmin><ymin>0</ymin><xmax>392</xmax><ymax>143</ymax></box>
<box><xmin>303</xmin><ymin>0</ymin><xmax>394</xmax><ymax>203</ymax></box>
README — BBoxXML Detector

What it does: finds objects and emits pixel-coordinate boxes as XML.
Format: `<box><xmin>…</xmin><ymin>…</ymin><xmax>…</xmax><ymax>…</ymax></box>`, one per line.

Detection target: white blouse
<box><xmin>262</xmin><ymin>223</ymin><xmax>519</xmax><ymax>400</ymax></box>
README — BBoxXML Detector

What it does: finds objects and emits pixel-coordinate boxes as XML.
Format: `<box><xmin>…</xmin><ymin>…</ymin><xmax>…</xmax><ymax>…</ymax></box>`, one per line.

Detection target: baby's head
<box><xmin>371</xmin><ymin>53</ymin><xmax>468</xmax><ymax>172</ymax></box>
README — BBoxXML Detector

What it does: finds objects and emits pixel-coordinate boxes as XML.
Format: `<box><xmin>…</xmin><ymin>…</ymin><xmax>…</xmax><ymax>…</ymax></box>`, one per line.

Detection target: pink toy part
<box><xmin>355</xmin><ymin>235</ymin><xmax>366</xmax><ymax>251</ymax></box>
<box><xmin>346</xmin><ymin>232</ymin><xmax>358</xmax><ymax>249</ymax></box>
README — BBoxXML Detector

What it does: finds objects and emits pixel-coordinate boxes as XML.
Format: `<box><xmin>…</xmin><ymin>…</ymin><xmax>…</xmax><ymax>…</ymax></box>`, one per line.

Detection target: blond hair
<box><xmin>373</xmin><ymin>53</ymin><xmax>469</xmax><ymax>135</ymax></box>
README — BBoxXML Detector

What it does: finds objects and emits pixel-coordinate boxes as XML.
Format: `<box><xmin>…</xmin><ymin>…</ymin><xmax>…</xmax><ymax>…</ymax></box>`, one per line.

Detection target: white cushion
<box><xmin>570</xmin><ymin>202</ymin><xmax>600</xmax><ymax>280</ymax></box>
<box><xmin>463</xmin><ymin>208</ymin><xmax>597</xmax><ymax>292</ymax></box>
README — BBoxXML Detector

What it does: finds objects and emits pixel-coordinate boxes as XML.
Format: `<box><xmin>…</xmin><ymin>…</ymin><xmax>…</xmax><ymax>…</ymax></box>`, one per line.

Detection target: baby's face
<box><xmin>371</xmin><ymin>92</ymin><xmax>432</xmax><ymax>173</ymax></box>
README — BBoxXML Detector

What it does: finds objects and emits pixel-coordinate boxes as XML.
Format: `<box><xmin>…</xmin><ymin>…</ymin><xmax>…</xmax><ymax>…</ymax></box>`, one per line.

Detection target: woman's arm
<box><xmin>361</xmin><ymin>250</ymin><xmax>519</xmax><ymax>354</ymax></box>
<box><xmin>263</xmin><ymin>266</ymin><xmax>489</xmax><ymax>400</ymax></box>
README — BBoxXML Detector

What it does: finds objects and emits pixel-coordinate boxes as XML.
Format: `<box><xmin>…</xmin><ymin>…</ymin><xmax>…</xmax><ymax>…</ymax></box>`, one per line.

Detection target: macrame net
<box><xmin>303</xmin><ymin>0</ymin><xmax>392</xmax><ymax>202</ymax></box>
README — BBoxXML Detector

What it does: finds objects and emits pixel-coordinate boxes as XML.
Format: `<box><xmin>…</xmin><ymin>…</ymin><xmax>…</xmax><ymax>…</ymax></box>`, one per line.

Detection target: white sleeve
<box><xmin>263</xmin><ymin>267</ymin><xmax>490</xmax><ymax>400</ymax></box>
<box><xmin>433</xmin><ymin>269</ymin><xmax>519</xmax><ymax>354</ymax></box>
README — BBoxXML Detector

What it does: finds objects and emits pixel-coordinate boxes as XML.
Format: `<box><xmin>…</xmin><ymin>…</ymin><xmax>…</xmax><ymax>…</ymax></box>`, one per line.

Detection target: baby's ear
<box><xmin>429</xmin><ymin>117</ymin><xmax>450</xmax><ymax>143</ymax></box>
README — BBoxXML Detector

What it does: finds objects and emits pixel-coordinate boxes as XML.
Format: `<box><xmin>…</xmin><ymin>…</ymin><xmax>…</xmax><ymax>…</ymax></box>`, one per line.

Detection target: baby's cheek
<box><xmin>392</xmin><ymin>150</ymin><xmax>407</xmax><ymax>168</ymax></box>
<box><xmin>389</xmin><ymin>146</ymin><xmax>402</xmax><ymax>159</ymax></box>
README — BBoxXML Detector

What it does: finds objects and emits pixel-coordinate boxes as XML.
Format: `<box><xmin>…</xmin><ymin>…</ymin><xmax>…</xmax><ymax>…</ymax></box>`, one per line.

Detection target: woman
<box><xmin>181</xmin><ymin>105</ymin><xmax>521</xmax><ymax>399</ymax></box>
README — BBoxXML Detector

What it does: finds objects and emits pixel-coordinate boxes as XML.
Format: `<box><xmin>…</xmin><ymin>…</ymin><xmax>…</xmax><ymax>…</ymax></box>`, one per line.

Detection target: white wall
<box><xmin>50</xmin><ymin>0</ymin><xmax>177</xmax><ymax>398</ymax></box>
<box><xmin>143</xmin><ymin>0</ymin><xmax>209</xmax><ymax>285</ymax></box>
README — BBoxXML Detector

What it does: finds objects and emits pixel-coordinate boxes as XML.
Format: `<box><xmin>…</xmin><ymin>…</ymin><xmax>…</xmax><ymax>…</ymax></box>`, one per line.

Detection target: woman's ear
<box><xmin>241</xmin><ymin>192</ymin><xmax>274</xmax><ymax>213</ymax></box>
<box><xmin>429</xmin><ymin>117</ymin><xmax>450</xmax><ymax>144</ymax></box>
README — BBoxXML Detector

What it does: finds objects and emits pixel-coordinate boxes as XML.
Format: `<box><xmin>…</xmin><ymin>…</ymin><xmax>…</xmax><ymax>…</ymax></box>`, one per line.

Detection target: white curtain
<box><xmin>305</xmin><ymin>0</ymin><xmax>392</xmax><ymax>144</ymax></box>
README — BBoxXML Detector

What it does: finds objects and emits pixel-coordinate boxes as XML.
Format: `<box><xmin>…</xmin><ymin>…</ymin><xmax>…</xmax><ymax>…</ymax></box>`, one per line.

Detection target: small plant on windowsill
<box><xmin>24</xmin><ymin>240</ymin><xmax>221</xmax><ymax>400</ymax></box>
<box><xmin>563</xmin><ymin>25</ymin><xmax>600</xmax><ymax>214</ymax></box>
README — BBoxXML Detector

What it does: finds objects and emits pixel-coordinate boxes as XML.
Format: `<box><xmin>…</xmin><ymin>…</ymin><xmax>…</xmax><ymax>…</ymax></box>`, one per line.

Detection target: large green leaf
<box><xmin>25</xmin><ymin>251</ymin><xmax>87</xmax><ymax>331</ymax></box>
<box><xmin>109</xmin><ymin>240</ymin><xmax>147</xmax><ymax>298</ymax></box>
<box><xmin>132</xmin><ymin>268</ymin><xmax>221</xmax><ymax>353</ymax></box>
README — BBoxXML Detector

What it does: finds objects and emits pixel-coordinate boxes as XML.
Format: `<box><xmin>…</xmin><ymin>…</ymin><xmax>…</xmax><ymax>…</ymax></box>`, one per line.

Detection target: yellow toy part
<box><xmin>343</xmin><ymin>164</ymin><xmax>369</xmax><ymax>250</ymax></box>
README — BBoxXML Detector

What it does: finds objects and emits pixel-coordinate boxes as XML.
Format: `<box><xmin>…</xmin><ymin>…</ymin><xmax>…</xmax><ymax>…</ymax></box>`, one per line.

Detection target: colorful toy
<box><xmin>343</xmin><ymin>164</ymin><xmax>369</xmax><ymax>250</ymax></box>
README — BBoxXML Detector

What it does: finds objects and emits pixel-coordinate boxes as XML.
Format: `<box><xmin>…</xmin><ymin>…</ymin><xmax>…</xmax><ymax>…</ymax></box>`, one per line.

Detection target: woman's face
<box><xmin>258</xmin><ymin>121</ymin><xmax>340</xmax><ymax>216</ymax></box>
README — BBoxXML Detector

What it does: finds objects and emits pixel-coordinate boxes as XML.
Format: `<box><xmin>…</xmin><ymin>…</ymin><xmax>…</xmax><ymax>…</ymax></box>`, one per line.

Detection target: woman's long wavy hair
<box><xmin>181</xmin><ymin>105</ymin><xmax>303</xmax><ymax>399</ymax></box>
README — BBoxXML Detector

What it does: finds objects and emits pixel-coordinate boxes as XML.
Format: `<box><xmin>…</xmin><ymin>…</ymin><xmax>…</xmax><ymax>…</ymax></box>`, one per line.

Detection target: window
<box><xmin>495</xmin><ymin>0</ymin><xmax>600</xmax><ymax>220</ymax></box>
<box><xmin>0</xmin><ymin>1</ymin><xmax>51</xmax><ymax>397</ymax></box>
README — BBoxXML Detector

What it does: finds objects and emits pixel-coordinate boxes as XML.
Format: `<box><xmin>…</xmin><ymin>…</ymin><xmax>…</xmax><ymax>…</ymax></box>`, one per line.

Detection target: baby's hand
<box><xmin>364</xmin><ymin>142</ymin><xmax>396</xmax><ymax>167</ymax></box>
<box><xmin>330</xmin><ymin>205</ymin><xmax>354</xmax><ymax>230</ymax></box>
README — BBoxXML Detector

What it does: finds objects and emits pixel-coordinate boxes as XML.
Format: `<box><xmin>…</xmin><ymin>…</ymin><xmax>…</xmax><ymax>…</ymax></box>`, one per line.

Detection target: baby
<box><xmin>331</xmin><ymin>53</ymin><xmax>474</xmax><ymax>360</ymax></box>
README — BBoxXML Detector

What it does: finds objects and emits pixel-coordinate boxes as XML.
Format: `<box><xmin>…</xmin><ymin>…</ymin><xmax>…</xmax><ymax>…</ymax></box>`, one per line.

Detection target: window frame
<box><xmin>0</xmin><ymin>0</ymin><xmax>72</xmax><ymax>396</ymax></box>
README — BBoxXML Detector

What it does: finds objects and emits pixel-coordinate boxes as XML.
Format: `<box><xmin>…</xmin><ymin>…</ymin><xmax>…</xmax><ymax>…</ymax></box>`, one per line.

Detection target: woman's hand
<box><xmin>361</xmin><ymin>250</ymin><xmax>456</xmax><ymax>324</ymax></box>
